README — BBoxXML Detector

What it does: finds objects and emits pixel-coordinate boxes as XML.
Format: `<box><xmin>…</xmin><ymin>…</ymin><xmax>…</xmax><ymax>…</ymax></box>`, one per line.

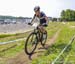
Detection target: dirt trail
<box><xmin>7</xmin><ymin>29</ymin><xmax>60</xmax><ymax>64</ymax></box>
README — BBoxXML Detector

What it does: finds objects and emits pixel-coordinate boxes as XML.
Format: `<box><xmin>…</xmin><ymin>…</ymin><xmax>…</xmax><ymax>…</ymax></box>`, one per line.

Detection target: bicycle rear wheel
<box><xmin>41</xmin><ymin>31</ymin><xmax>47</xmax><ymax>46</ymax></box>
<box><xmin>25</xmin><ymin>32</ymin><xmax>38</xmax><ymax>55</ymax></box>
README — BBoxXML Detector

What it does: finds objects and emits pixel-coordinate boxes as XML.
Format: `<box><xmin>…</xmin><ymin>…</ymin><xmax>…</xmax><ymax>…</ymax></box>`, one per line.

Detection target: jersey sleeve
<box><xmin>41</xmin><ymin>12</ymin><xmax>46</xmax><ymax>17</ymax></box>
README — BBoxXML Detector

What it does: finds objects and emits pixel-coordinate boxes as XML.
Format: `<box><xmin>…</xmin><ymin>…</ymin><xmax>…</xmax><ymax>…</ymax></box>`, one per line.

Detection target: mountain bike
<box><xmin>25</xmin><ymin>23</ymin><xmax>47</xmax><ymax>55</ymax></box>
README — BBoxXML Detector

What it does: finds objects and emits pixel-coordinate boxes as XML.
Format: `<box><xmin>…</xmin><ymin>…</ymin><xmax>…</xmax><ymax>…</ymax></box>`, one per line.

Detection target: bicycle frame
<box><xmin>31</xmin><ymin>23</ymin><xmax>43</xmax><ymax>42</ymax></box>
<box><xmin>25</xmin><ymin>23</ymin><xmax>47</xmax><ymax>55</ymax></box>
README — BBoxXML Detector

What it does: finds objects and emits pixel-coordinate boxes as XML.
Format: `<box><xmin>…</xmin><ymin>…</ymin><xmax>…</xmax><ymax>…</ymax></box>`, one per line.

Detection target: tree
<box><xmin>61</xmin><ymin>10</ymin><xmax>65</xmax><ymax>21</ymax></box>
<box><xmin>61</xmin><ymin>9</ymin><xmax>75</xmax><ymax>21</ymax></box>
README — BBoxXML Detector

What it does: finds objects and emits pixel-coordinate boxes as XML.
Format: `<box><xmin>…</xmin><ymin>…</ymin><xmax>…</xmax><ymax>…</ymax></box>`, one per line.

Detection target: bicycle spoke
<box><xmin>25</xmin><ymin>33</ymin><xmax>38</xmax><ymax>55</ymax></box>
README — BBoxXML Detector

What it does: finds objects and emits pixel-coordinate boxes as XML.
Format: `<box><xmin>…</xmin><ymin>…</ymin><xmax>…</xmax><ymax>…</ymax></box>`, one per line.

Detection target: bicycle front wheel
<box><xmin>25</xmin><ymin>32</ymin><xmax>38</xmax><ymax>55</ymax></box>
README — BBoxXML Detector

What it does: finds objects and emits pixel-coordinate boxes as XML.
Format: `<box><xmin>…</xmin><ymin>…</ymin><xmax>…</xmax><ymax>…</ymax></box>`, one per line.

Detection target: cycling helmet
<box><xmin>34</xmin><ymin>6</ymin><xmax>40</xmax><ymax>12</ymax></box>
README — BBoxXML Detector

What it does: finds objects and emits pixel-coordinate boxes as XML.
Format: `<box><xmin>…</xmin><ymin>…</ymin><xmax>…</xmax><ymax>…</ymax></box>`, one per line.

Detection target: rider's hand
<box><xmin>28</xmin><ymin>23</ymin><xmax>32</xmax><ymax>25</ymax></box>
<box><xmin>42</xmin><ymin>23</ymin><xmax>48</xmax><ymax>27</ymax></box>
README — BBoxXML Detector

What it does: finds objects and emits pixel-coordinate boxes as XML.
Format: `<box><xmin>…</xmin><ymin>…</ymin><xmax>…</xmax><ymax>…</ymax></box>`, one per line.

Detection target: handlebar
<box><xmin>28</xmin><ymin>23</ymin><xmax>33</xmax><ymax>25</ymax></box>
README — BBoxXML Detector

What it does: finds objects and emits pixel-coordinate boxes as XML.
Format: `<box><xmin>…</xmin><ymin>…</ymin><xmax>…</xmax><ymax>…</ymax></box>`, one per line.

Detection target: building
<box><xmin>0</xmin><ymin>16</ymin><xmax>32</xmax><ymax>24</ymax></box>
<box><xmin>0</xmin><ymin>20</ymin><xmax>4</xmax><ymax>24</ymax></box>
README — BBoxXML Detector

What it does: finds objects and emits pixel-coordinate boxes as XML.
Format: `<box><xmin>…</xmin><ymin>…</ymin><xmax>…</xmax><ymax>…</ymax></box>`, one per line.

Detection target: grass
<box><xmin>0</xmin><ymin>40</ymin><xmax>25</xmax><ymax>64</ymax></box>
<box><xmin>0</xmin><ymin>41</ymin><xmax>24</xmax><ymax>57</ymax></box>
<box><xmin>0</xmin><ymin>31</ymin><xmax>32</xmax><ymax>53</ymax></box>
<box><xmin>1</xmin><ymin>22</ymin><xmax>75</xmax><ymax>64</ymax></box>
<box><xmin>0</xmin><ymin>34</ymin><xmax>14</xmax><ymax>38</ymax></box>
<box><xmin>0</xmin><ymin>31</ymin><xmax>32</xmax><ymax>42</ymax></box>
<box><xmin>0</xmin><ymin>22</ymin><xmax>60</xmax><ymax>64</ymax></box>
<box><xmin>32</xmin><ymin>22</ymin><xmax>75</xmax><ymax>64</ymax></box>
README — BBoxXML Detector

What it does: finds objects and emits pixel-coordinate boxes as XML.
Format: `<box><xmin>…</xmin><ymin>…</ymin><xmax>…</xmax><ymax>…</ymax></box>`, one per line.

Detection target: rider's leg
<box><xmin>38</xmin><ymin>25</ymin><xmax>46</xmax><ymax>33</ymax></box>
<box><xmin>41</xmin><ymin>26</ymin><xmax>47</xmax><ymax>33</ymax></box>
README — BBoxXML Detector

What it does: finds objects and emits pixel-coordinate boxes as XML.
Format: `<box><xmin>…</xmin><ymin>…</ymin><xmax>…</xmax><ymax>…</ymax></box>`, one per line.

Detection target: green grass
<box><xmin>0</xmin><ymin>40</ymin><xmax>25</xmax><ymax>64</ymax></box>
<box><xmin>0</xmin><ymin>31</ymin><xmax>32</xmax><ymax>42</ymax></box>
<box><xmin>0</xmin><ymin>31</ymin><xmax>31</xmax><ymax>53</ymax></box>
<box><xmin>0</xmin><ymin>31</ymin><xmax>32</xmax><ymax>64</ymax></box>
<box><xmin>1</xmin><ymin>22</ymin><xmax>75</xmax><ymax>64</ymax></box>
<box><xmin>0</xmin><ymin>41</ymin><xmax>24</xmax><ymax>57</ymax></box>
<box><xmin>0</xmin><ymin>33</ymin><xmax>26</xmax><ymax>38</ymax></box>
<box><xmin>0</xmin><ymin>22</ymin><xmax>60</xmax><ymax>64</ymax></box>
<box><xmin>32</xmin><ymin>22</ymin><xmax>75</xmax><ymax>64</ymax></box>
<box><xmin>0</xmin><ymin>34</ymin><xmax>14</xmax><ymax>38</ymax></box>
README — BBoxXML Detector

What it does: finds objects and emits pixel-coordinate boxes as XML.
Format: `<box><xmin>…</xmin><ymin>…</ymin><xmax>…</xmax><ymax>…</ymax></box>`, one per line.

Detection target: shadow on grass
<box><xmin>28</xmin><ymin>46</ymin><xmax>47</xmax><ymax>60</ymax></box>
<box><xmin>27</xmin><ymin>42</ymin><xmax>72</xmax><ymax>62</ymax></box>
<box><xmin>44</xmin><ymin>43</ymin><xmax>72</xmax><ymax>64</ymax></box>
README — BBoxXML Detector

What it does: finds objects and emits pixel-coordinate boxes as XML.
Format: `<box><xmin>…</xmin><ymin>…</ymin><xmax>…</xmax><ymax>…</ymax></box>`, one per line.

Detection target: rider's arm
<box><xmin>31</xmin><ymin>15</ymin><xmax>36</xmax><ymax>23</ymax></box>
<box><xmin>45</xmin><ymin>16</ymin><xmax>48</xmax><ymax>24</ymax></box>
<box><xmin>41</xmin><ymin>12</ymin><xmax>49</xmax><ymax>24</ymax></box>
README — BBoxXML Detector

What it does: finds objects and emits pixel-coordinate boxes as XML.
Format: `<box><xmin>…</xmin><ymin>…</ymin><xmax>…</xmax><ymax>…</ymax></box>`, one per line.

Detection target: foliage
<box><xmin>0</xmin><ymin>15</ymin><xmax>31</xmax><ymax>20</ymax></box>
<box><xmin>61</xmin><ymin>9</ymin><xmax>75</xmax><ymax>21</ymax></box>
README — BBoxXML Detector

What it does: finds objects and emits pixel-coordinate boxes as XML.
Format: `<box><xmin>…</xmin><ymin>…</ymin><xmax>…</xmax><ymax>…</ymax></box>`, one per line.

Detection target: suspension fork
<box><xmin>34</xmin><ymin>28</ymin><xmax>42</xmax><ymax>41</ymax></box>
<box><xmin>30</xmin><ymin>29</ymin><xmax>36</xmax><ymax>42</ymax></box>
<box><xmin>31</xmin><ymin>34</ymin><xmax>34</xmax><ymax>42</ymax></box>
<box><xmin>37</xmin><ymin>30</ymin><xmax>42</xmax><ymax>41</ymax></box>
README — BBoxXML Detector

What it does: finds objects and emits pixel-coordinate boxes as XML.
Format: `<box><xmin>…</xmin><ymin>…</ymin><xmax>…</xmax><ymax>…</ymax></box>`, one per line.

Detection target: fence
<box><xmin>52</xmin><ymin>35</ymin><xmax>75</xmax><ymax>64</ymax></box>
<box><xmin>0</xmin><ymin>29</ymin><xmax>33</xmax><ymax>45</ymax></box>
<box><xmin>0</xmin><ymin>29</ymin><xmax>33</xmax><ymax>52</ymax></box>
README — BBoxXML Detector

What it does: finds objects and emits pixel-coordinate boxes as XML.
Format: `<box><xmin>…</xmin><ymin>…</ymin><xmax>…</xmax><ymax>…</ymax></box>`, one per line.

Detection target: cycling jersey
<box><xmin>34</xmin><ymin>12</ymin><xmax>47</xmax><ymax>26</ymax></box>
